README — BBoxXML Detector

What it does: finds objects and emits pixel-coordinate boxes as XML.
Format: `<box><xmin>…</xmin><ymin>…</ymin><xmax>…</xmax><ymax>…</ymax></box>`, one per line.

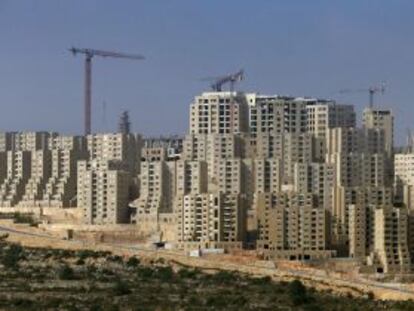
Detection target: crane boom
<box><xmin>338</xmin><ymin>83</ymin><xmax>386</xmax><ymax>108</ymax></box>
<box><xmin>202</xmin><ymin>69</ymin><xmax>244</xmax><ymax>92</ymax></box>
<box><xmin>69</xmin><ymin>47</ymin><xmax>145</xmax><ymax>60</ymax></box>
<box><xmin>69</xmin><ymin>46</ymin><xmax>144</xmax><ymax>135</ymax></box>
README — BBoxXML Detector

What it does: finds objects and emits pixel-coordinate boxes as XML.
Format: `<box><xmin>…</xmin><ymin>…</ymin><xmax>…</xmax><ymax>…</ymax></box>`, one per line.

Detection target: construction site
<box><xmin>0</xmin><ymin>43</ymin><xmax>413</xmax><ymax>303</ymax></box>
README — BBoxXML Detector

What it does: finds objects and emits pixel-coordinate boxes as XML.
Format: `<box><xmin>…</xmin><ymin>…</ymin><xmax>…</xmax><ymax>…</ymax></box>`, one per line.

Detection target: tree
<box><xmin>1</xmin><ymin>244</ymin><xmax>23</xmax><ymax>269</ymax></box>
<box><xmin>113</xmin><ymin>280</ymin><xmax>131</xmax><ymax>296</ymax></box>
<box><xmin>288</xmin><ymin>279</ymin><xmax>308</xmax><ymax>305</ymax></box>
<box><xmin>58</xmin><ymin>264</ymin><xmax>75</xmax><ymax>280</ymax></box>
<box><xmin>126</xmin><ymin>256</ymin><xmax>140</xmax><ymax>268</ymax></box>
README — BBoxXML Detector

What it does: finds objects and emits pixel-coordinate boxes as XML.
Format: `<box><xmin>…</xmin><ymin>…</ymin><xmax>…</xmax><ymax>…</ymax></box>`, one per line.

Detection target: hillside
<box><xmin>1</xmin><ymin>240</ymin><xmax>414</xmax><ymax>311</ymax></box>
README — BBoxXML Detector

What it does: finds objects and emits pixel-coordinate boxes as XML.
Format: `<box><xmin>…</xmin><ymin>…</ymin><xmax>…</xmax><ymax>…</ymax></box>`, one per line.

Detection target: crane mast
<box><xmin>69</xmin><ymin>47</ymin><xmax>144</xmax><ymax>135</ymax></box>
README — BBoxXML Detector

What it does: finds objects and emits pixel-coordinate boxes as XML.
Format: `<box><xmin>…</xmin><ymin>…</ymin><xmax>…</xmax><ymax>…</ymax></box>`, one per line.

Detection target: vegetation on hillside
<box><xmin>0</xmin><ymin>240</ymin><xmax>413</xmax><ymax>311</ymax></box>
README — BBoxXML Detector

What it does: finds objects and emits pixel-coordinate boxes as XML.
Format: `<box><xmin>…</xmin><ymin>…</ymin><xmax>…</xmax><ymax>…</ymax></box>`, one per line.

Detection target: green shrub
<box><xmin>1</xmin><ymin>244</ymin><xmax>23</xmax><ymax>269</ymax></box>
<box><xmin>178</xmin><ymin>268</ymin><xmax>199</xmax><ymax>279</ymax></box>
<box><xmin>250</xmin><ymin>275</ymin><xmax>272</xmax><ymax>285</ymax></box>
<box><xmin>126</xmin><ymin>256</ymin><xmax>140</xmax><ymax>268</ymax></box>
<box><xmin>288</xmin><ymin>279</ymin><xmax>308</xmax><ymax>305</ymax></box>
<box><xmin>113</xmin><ymin>280</ymin><xmax>131</xmax><ymax>296</ymax></box>
<box><xmin>13</xmin><ymin>212</ymin><xmax>36</xmax><ymax>225</ymax></box>
<box><xmin>76</xmin><ymin>258</ymin><xmax>85</xmax><ymax>265</ymax></box>
<box><xmin>137</xmin><ymin>266</ymin><xmax>154</xmax><ymax>279</ymax></box>
<box><xmin>58</xmin><ymin>264</ymin><xmax>75</xmax><ymax>280</ymax></box>
<box><xmin>107</xmin><ymin>255</ymin><xmax>123</xmax><ymax>263</ymax></box>
<box><xmin>157</xmin><ymin>266</ymin><xmax>174</xmax><ymax>281</ymax></box>
<box><xmin>211</xmin><ymin>270</ymin><xmax>238</xmax><ymax>284</ymax></box>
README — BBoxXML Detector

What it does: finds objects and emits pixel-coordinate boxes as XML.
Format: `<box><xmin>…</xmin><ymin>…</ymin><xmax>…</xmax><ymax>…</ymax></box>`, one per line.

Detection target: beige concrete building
<box><xmin>256</xmin><ymin>192</ymin><xmax>333</xmax><ymax>260</ymax></box>
<box><xmin>87</xmin><ymin>133</ymin><xmax>141</xmax><ymax>174</ymax></box>
<box><xmin>175</xmin><ymin>192</ymin><xmax>247</xmax><ymax>250</ymax></box>
<box><xmin>363</xmin><ymin>108</ymin><xmax>394</xmax><ymax>157</ymax></box>
<box><xmin>132</xmin><ymin>160</ymin><xmax>170</xmax><ymax>217</ymax></box>
<box><xmin>367</xmin><ymin>207</ymin><xmax>411</xmax><ymax>273</ymax></box>
<box><xmin>0</xmin><ymin>131</ymin><xmax>56</xmax><ymax>152</ymax></box>
<box><xmin>306</xmin><ymin>102</ymin><xmax>355</xmax><ymax>161</ymax></box>
<box><xmin>0</xmin><ymin>151</ymin><xmax>31</xmax><ymax>206</ymax></box>
<box><xmin>395</xmin><ymin>153</ymin><xmax>414</xmax><ymax>209</ymax></box>
<box><xmin>247</xmin><ymin>94</ymin><xmax>308</xmax><ymax>136</ymax></box>
<box><xmin>332</xmin><ymin>186</ymin><xmax>393</xmax><ymax>255</ymax></box>
<box><xmin>254</xmin><ymin>158</ymin><xmax>282</xmax><ymax>193</ymax></box>
<box><xmin>78</xmin><ymin>160</ymin><xmax>130</xmax><ymax>225</ymax></box>
<box><xmin>19</xmin><ymin>150</ymin><xmax>52</xmax><ymax>205</ymax></box>
<box><xmin>176</xmin><ymin>160</ymin><xmax>208</xmax><ymax>196</ymax></box>
<box><xmin>293</xmin><ymin>162</ymin><xmax>336</xmax><ymax>210</ymax></box>
<box><xmin>189</xmin><ymin>92</ymin><xmax>249</xmax><ymax>135</ymax></box>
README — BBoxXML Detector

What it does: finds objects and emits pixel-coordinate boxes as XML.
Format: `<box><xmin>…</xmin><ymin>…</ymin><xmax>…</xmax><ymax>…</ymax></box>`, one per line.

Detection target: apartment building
<box><xmin>363</xmin><ymin>108</ymin><xmax>394</xmax><ymax>157</ymax></box>
<box><xmin>132</xmin><ymin>160</ymin><xmax>170</xmax><ymax>217</ymax></box>
<box><xmin>394</xmin><ymin>153</ymin><xmax>414</xmax><ymax>208</ymax></box>
<box><xmin>19</xmin><ymin>150</ymin><xmax>52</xmax><ymax>206</ymax></box>
<box><xmin>176</xmin><ymin>160</ymin><xmax>208</xmax><ymax>196</ymax></box>
<box><xmin>0</xmin><ymin>151</ymin><xmax>31</xmax><ymax>206</ymax></box>
<box><xmin>175</xmin><ymin>192</ymin><xmax>246</xmax><ymax>250</ymax></box>
<box><xmin>189</xmin><ymin>92</ymin><xmax>249</xmax><ymax>135</ymax></box>
<box><xmin>254</xmin><ymin>158</ymin><xmax>282</xmax><ymax>193</ymax></box>
<box><xmin>78</xmin><ymin>160</ymin><xmax>130</xmax><ymax>225</ymax></box>
<box><xmin>87</xmin><ymin>133</ymin><xmax>141</xmax><ymax>174</ymax></box>
<box><xmin>332</xmin><ymin>186</ymin><xmax>393</xmax><ymax>255</ymax></box>
<box><xmin>306</xmin><ymin>102</ymin><xmax>355</xmax><ymax>161</ymax></box>
<box><xmin>256</xmin><ymin>192</ymin><xmax>332</xmax><ymax>260</ymax></box>
<box><xmin>367</xmin><ymin>207</ymin><xmax>411</xmax><ymax>273</ymax></box>
<box><xmin>247</xmin><ymin>94</ymin><xmax>308</xmax><ymax>136</ymax></box>
<box><xmin>293</xmin><ymin>162</ymin><xmax>336</xmax><ymax>209</ymax></box>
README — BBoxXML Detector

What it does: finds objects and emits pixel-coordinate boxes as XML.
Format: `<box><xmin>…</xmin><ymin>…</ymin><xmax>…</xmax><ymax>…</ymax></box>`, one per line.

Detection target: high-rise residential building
<box><xmin>394</xmin><ymin>153</ymin><xmax>414</xmax><ymax>209</ymax></box>
<box><xmin>86</xmin><ymin>133</ymin><xmax>141</xmax><ymax>174</ymax></box>
<box><xmin>363</xmin><ymin>108</ymin><xmax>394</xmax><ymax>157</ymax></box>
<box><xmin>132</xmin><ymin>160</ymin><xmax>170</xmax><ymax>218</ymax></box>
<box><xmin>19</xmin><ymin>150</ymin><xmax>51</xmax><ymax>205</ymax></box>
<box><xmin>332</xmin><ymin>186</ymin><xmax>393</xmax><ymax>255</ymax></box>
<box><xmin>175</xmin><ymin>192</ymin><xmax>246</xmax><ymax>250</ymax></box>
<box><xmin>256</xmin><ymin>192</ymin><xmax>332</xmax><ymax>260</ymax></box>
<box><xmin>306</xmin><ymin>102</ymin><xmax>355</xmax><ymax>160</ymax></box>
<box><xmin>78</xmin><ymin>160</ymin><xmax>130</xmax><ymax>225</ymax></box>
<box><xmin>0</xmin><ymin>87</ymin><xmax>407</xmax><ymax>275</ymax></box>
<box><xmin>367</xmin><ymin>207</ymin><xmax>411</xmax><ymax>273</ymax></box>
<box><xmin>253</xmin><ymin>158</ymin><xmax>282</xmax><ymax>193</ymax></box>
<box><xmin>293</xmin><ymin>162</ymin><xmax>336</xmax><ymax>210</ymax></box>
<box><xmin>0</xmin><ymin>151</ymin><xmax>32</xmax><ymax>206</ymax></box>
<box><xmin>176</xmin><ymin>160</ymin><xmax>208</xmax><ymax>196</ymax></box>
<box><xmin>0</xmin><ymin>132</ymin><xmax>56</xmax><ymax>152</ymax></box>
<box><xmin>189</xmin><ymin>92</ymin><xmax>249</xmax><ymax>135</ymax></box>
<box><xmin>247</xmin><ymin>94</ymin><xmax>308</xmax><ymax>136</ymax></box>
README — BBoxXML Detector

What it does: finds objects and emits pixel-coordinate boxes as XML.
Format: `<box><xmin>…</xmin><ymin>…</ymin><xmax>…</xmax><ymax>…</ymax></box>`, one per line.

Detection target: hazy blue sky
<box><xmin>0</xmin><ymin>1</ymin><xmax>413</xmax><ymax>144</ymax></box>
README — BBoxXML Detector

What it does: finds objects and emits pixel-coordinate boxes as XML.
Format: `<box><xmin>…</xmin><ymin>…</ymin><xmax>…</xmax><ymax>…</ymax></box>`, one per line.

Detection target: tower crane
<box><xmin>202</xmin><ymin>69</ymin><xmax>244</xmax><ymax>92</ymax></box>
<box><xmin>69</xmin><ymin>47</ymin><xmax>145</xmax><ymax>135</ymax></box>
<box><xmin>338</xmin><ymin>83</ymin><xmax>386</xmax><ymax>109</ymax></box>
